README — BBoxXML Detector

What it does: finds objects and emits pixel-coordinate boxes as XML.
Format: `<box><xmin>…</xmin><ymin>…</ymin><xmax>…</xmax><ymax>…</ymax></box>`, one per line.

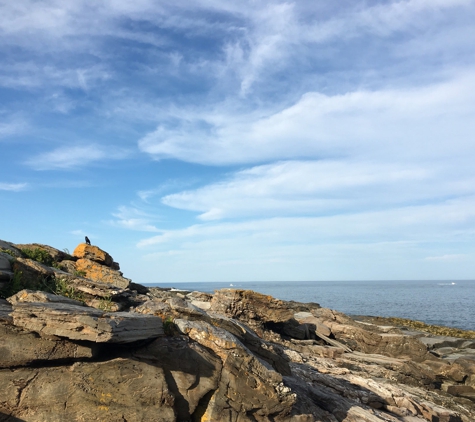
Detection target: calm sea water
<box><xmin>148</xmin><ymin>280</ymin><xmax>475</xmax><ymax>331</ymax></box>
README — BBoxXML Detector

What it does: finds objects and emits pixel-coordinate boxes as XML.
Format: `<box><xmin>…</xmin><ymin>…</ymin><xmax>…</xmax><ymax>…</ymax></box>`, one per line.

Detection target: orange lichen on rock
<box><xmin>75</xmin><ymin>258</ymin><xmax>130</xmax><ymax>289</ymax></box>
<box><xmin>73</xmin><ymin>244</ymin><xmax>114</xmax><ymax>267</ymax></box>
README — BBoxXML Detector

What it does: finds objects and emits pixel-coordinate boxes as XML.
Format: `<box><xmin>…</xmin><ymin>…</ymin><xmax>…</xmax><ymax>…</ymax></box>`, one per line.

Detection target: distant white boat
<box><xmin>230</xmin><ymin>283</ymin><xmax>234</xmax><ymax>286</ymax></box>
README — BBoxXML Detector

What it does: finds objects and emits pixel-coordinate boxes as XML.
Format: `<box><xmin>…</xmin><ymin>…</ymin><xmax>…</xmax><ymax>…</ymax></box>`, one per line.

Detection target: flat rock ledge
<box><xmin>11</xmin><ymin>301</ymin><xmax>163</xmax><ymax>343</ymax></box>
<box><xmin>2</xmin><ymin>239</ymin><xmax>475</xmax><ymax>422</ymax></box>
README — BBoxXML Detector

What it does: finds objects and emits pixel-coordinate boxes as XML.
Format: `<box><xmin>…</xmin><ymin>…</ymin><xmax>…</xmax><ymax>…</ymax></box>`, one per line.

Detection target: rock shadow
<box><xmin>131</xmin><ymin>336</ymin><xmax>222</xmax><ymax>422</ymax></box>
<box><xmin>0</xmin><ymin>412</ymin><xmax>26</xmax><ymax>422</ymax></box>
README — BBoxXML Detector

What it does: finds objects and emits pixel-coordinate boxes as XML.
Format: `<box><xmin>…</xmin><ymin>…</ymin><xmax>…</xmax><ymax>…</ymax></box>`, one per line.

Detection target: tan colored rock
<box><xmin>73</xmin><ymin>243</ymin><xmax>113</xmax><ymax>266</ymax></box>
<box><xmin>133</xmin><ymin>299</ymin><xmax>172</xmax><ymax>318</ymax></box>
<box><xmin>85</xmin><ymin>298</ymin><xmax>124</xmax><ymax>312</ymax></box>
<box><xmin>56</xmin><ymin>275</ymin><xmax>127</xmax><ymax>298</ymax></box>
<box><xmin>210</xmin><ymin>289</ymin><xmax>295</xmax><ymax>335</ymax></box>
<box><xmin>208</xmin><ymin>312</ymin><xmax>292</xmax><ymax>376</ymax></box>
<box><xmin>133</xmin><ymin>336</ymin><xmax>223</xmax><ymax>421</ymax></box>
<box><xmin>294</xmin><ymin>312</ymin><xmax>332</xmax><ymax>337</ymax></box>
<box><xmin>191</xmin><ymin>299</ymin><xmax>211</xmax><ymax>310</ymax></box>
<box><xmin>75</xmin><ymin>258</ymin><xmax>130</xmax><ymax>288</ymax></box>
<box><xmin>175</xmin><ymin>319</ymin><xmax>296</xmax><ymax>421</ymax></box>
<box><xmin>0</xmin><ymin>358</ymin><xmax>175</xmax><ymax>421</ymax></box>
<box><xmin>11</xmin><ymin>302</ymin><xmax>163</xmax><ymax>343</ymax></box>
<box><xmin>0</xmin><ymin>321</ymin><xmax>97</xmax><ymax>368</ymax></box>
<box><xmin>7</xmin><ymin>289</ymin><xmax>85</xmax><ymax>307</ymax></box>
<box><xmin>57</xmin><ymin>259</ymin><xmax>77</xmax><ymax>274</ymax></box>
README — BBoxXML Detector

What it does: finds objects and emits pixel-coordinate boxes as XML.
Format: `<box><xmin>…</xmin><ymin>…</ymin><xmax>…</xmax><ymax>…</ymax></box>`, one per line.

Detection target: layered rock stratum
<box><xmin>0</xmin><ymin>239</ymin><xmax>474</xmax><ymax>421</ymax></box>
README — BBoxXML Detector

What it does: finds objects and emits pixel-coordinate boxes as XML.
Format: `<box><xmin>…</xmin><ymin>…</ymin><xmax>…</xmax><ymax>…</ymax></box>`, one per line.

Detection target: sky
<box><xmin>1</xmin><ymin>0</ymin><xmax>475</xmax><ymax>284</ymax></box>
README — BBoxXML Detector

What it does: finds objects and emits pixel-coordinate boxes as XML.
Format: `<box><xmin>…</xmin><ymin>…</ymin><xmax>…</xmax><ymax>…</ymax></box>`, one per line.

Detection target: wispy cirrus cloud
<box><xmin>0</xmin><ymin>116</ymin><xmax>28</xmax><ymax>139</ymax></box>
<box><xmin>135</xmin><ymin>196</ymin><xmax>475</xmax><ymax>281</ymax></box>
<box><xmin>139</xmin><ymin>72</ymin><xmax>475</xmax><ymax>165</ymax></box>
<box><xmin>108</xmin><ymin>206</ymin><xmax>161</xmax><ymax>232</ymax></box>
<box><xmin>161</xmin><ymin>160</ymin><xmax>435</xmax><ymax>220</ymax></box>
<box><xmin>425</xmin><ymin>254</ymin><xmax>468</xmax><ymax>262</ymax></box>
<box><xmin>25</xmin><ymin>144</ymin><xmax>131</xmax><ymax>170</ymax></box>
<box><xmin>140</xmin><ymin>194</ymin><xmax>475</xmax><ymax>248</ymax></box>
<box><xmin>0</xmin><ymin>182</ymin><xmax>28</xmax><ymax>191</ymax></box>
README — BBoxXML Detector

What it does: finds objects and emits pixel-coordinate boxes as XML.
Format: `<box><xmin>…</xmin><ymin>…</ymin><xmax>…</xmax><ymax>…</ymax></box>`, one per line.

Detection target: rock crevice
<box><xmin>0</xmin><ymin>239</ymin><xmax>474</xmax><ymax>421</ymax></box>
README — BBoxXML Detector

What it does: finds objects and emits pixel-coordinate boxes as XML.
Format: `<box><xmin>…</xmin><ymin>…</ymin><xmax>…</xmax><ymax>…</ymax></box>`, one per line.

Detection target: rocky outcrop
<box><xmin>74</xmin><ymin>258</ymin><xmax>130</xmax><ymax>288</ymax></box>
<box><xmin>10</xmin><ymin>301</ymin><xmax>163</xmax><ymax>343</ymax></box>
<box><xmin>71</xmin><ymin>244</ymin><xmax>129</xmax><ymax>288</ymax></box>
<box><xmin>73</xmin><ymin>243</ymin><xmax>114</xmax><ymax>266</ymax></box>
<box><xmin>0</xmin><ymin>359</ymin><xmax>176</xmax><ymax>422</ymax></box>
<box><xmin>1</xmin><ymin>239</ymin><xmax>475</xmax><ymax>421</ymax></box>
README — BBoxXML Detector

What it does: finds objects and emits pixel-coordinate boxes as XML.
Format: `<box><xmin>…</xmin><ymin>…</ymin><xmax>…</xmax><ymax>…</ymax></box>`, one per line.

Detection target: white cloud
<box><xmin>108</xmin><ymin>206</ymin><xmax>161</xmax><ymax>232</ymax></box>
<box><xmin>0</xmin><ymin>117</ymin><xmax>27</xmax><ymax>139</ymax></box>
<box><xmin>25</xmin><ymin>144</ymin><xmax>131</xmax><ymax>170</ymax></box>
<box><xmin>0</xmin><ymin>63</ymin><xmax>111</xmax><ymax>91</ymax></box>
<box><xmin>71</xmin><ymin>229</ymin><xmax>86</xmax><ymax>236</ymax></box>
<box><xmin>139</xmin><ymin>72</ymin><xmax>475</xmax><ymax>165</ymax></box>
<box><xmin>425</xmin><ymin>254</ymin><xmax>467</xmax><ymax>261</ymax></box>
<box><xmin>139</xmin><ymin>194</ymin><xmax>475</xmax><ymax>248</ymax></box>
<box><xmin>161</xmin><ymin>160</ymin><xmax>439</xmax><ymax>220</ymax></box>
<box><xmin>134</xmin><ymin>196</ymin><xmax>475</xmax><ymax>281</ymax></box>
<box><xmin>0</xmin><ymin>182</ymin><xmax>28</xmax><ymax>191</ymax></box>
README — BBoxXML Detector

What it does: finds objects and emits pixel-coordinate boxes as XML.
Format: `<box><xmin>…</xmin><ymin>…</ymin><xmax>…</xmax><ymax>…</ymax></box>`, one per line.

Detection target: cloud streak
<box><xmin>25</xmin><ymin>144</ymin><xmax>131</xmax><ymax>170</ymax></box>
<box><xmin>138</xmin><ymin>73</ymin><xmax>475</xmax><ymax>165</ymax></box>
<box><xmin>0</xmin><ymin>182</ymin><xmax>28</xmax><ymax>192</ymax></box>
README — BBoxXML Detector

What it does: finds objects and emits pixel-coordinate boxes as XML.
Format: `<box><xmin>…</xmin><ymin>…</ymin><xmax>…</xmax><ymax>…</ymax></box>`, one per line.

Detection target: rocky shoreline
<box><xmin>1</xmin><ymin>239</ymin><xmax>474</xmax><ymax>421</ymax></box>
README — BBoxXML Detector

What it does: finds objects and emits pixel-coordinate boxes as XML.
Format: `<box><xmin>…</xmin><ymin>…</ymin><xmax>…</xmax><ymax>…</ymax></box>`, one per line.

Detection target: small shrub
<box><xmin>53</xmin><ymin>277</ymin><xmax>85</xmax><ymax>302</ymax></box>
<box><xmin>0</xmin><ymin>271</ymin><xmax>57</xmax><ymax>299</ymax></box>
<box><xmin>73</xmin><ymin>270</ymin><xmax>87</xmax><ymax>277</ymax></box>
<box><xmin>0</xmin><ymin>248</ymin><xmax>17</xmax><ymax>259</ymax></box>
<box><xmin>97</xmin><ymin>295</ymin><xmax>114</xmax><ymax>311</ymax></box>
<box><xmin>0</xmin><ymin>270</ymin><xmax>23</xmax><ymax>299</ymax></box>
<box><xmin>163</xmin><ymin>316</ymin><xmax>177</xmax><ymax>336</ymax></box>
<box><xmin>20</xmin><ymin>248</ymin><xmax>54</xmax><ymax>267</ymax></box>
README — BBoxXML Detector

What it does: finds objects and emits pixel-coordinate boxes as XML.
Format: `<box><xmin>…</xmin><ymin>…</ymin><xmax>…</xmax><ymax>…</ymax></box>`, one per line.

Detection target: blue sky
<box><xmin>1</xmin><ymin>0</ymin><xmax>475</xmax><ymax>283</ymax></box>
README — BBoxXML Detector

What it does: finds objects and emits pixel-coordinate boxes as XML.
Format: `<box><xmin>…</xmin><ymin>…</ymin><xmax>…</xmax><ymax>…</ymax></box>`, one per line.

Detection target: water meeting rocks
<box><xmin>1</xmin><ymin>239</ymin><xmax>475</xmax><ymax>421</ymax></box>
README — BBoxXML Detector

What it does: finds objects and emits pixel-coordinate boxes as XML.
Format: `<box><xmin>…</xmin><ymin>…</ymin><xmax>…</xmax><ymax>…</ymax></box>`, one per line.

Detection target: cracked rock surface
<box><xmin>1</xmin><ymin>239</ymin><xmax>475</xmax><ymax>421</ymax></box>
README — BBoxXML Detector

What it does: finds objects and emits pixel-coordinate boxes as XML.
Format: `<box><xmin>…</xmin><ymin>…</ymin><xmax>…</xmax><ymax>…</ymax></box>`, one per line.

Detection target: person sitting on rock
<box><xmin>85</xmin><ymin>236</ymin><xmax>91</xmax><ymax>245</ymax></box>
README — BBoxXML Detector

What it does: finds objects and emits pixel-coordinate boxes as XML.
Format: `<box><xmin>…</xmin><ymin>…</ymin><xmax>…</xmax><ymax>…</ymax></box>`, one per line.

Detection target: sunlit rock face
<box><xmin>1</xmin><ymin>238</ymin><xmax>475</xmax><ymax>421</ymax></box>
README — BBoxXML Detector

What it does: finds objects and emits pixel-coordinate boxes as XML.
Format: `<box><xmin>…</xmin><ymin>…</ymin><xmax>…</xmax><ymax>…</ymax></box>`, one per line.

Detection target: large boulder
<box><xmin>175</xmin><ymin>319</ymin><xmax>297</xmax><ymax>421</ymax></box>
<box><xmin>210</xmin><ymin>289</ymin><xmax>295</xmax><ymax>335</ymax></box>
<box><xmin>134</xmin><ymin>336</ymin><xmax>223</xmax><ymax>421</ymax></box>
<box><xmin>0</xmin><ymin>358</ymin><xmax>176</xmax><ymax>421</ymax></box>
<box><xmin>73</xmin><ymin>243</ymin><xmax>114</xmax><ymax>267</ymax></box>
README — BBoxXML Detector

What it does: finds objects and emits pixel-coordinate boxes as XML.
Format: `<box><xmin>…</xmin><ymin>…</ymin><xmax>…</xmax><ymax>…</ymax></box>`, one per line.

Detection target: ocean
<box><xmin>147</xmin><ymin>280</ymin><xmax>475</xmax><ymax>331</ymax></box>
